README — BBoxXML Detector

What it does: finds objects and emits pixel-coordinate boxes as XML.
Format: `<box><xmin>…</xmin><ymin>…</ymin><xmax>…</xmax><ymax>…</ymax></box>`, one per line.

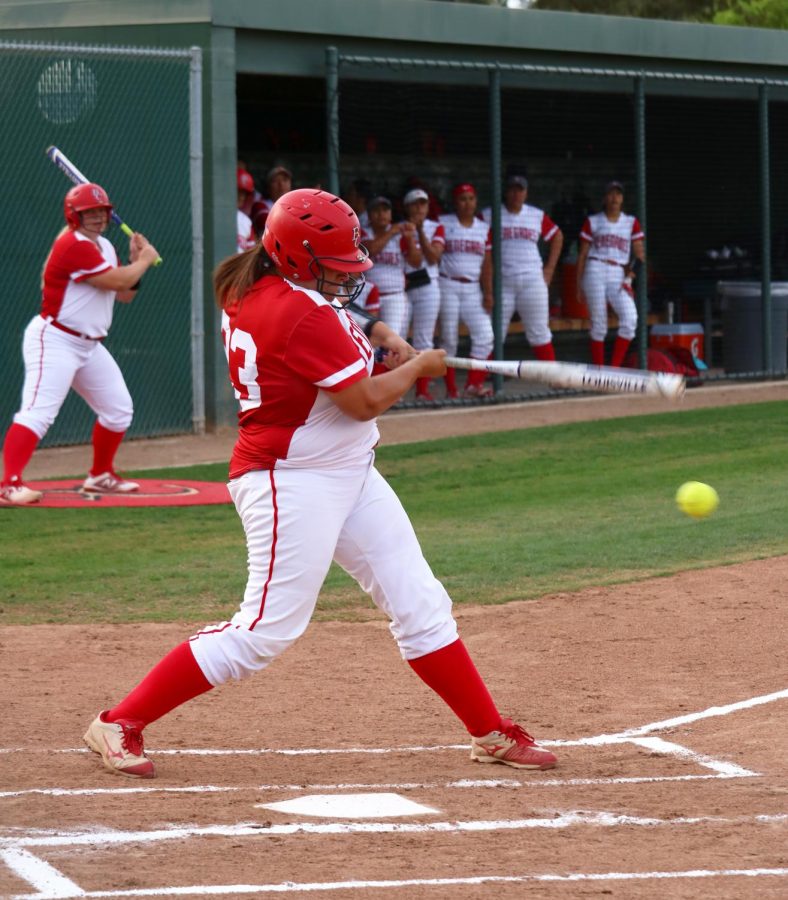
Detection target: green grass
<box><xmin>1</xmin><ymin>402</ymin><xmax>786</xmax><ymax>625</ymax></box>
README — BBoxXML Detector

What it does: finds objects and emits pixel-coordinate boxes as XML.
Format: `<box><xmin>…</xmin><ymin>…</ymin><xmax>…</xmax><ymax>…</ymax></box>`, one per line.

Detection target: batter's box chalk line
<box><xmin>1</xmin><ymin>688</ymin><xmax>787</xmax><ymax>898</ymax></box>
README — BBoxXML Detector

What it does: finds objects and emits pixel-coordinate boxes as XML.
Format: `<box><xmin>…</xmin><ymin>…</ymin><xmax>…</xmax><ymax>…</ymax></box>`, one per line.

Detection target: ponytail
<box><xmin>213</xmin><ymin>244</ymin><xmax>276</xmax><ymax>309</ymax></box>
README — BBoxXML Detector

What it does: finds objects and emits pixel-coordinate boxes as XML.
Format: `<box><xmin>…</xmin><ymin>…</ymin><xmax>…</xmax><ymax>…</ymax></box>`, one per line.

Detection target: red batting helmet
<box><xmin>64</xmin><ymin>183</ymin><xmax>113</xmax><ymax>230</ymax></box>
<box><xmin>237</xmin><ymin>168</ymin><xmax>255</xmax><ymax>194</ymax></box>
<box><xmin>262</xmin><ymin>188</ymin><xmax>372</xmax><ymax>283</ymax></box>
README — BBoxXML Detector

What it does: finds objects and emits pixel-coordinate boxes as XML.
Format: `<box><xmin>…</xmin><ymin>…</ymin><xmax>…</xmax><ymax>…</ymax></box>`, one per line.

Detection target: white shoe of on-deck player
<box><xmin>0</xmin><ymin>483</ymin><xmax>43</xmax><ymax>505</ymax></box>
<box><xmin>84</xmin><ymin>713</ymin><xmax>155</xmax><ymax>778</ymax></box>
<box><xmin>82</xmin><ymin>471</ymin><xmax>140</xmax><ymax>493</ymax></box>
<box><xmin>470</xmin><ymin>718</ymin><xmax>557</xmax><ymax>770</ymax></box>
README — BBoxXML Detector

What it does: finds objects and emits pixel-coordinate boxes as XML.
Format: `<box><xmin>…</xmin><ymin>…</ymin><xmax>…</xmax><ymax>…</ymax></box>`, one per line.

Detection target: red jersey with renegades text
<box><xmin>221</xmin><ymin>275</ymin><xmax>378</xmax><ymax>477</ymax></box>
<box><xmin>40</xmin><ymin>230</ymin><xmax>116</xmax><ymax>337</ymax></box>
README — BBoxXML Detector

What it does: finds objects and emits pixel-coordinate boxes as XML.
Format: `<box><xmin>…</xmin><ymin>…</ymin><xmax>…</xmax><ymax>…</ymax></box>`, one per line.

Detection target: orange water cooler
<box><xmin>649</xmin><ymin>323</ymin><xmax>705</xmax><ymax>360</ymax></box>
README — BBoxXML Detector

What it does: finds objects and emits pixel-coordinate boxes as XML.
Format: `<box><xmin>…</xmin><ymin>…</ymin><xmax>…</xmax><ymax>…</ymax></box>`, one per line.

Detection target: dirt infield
<box><xmin>3</xmin><ymin>383</ymin><xmax>787</xmax><ymax>897</ymax></box>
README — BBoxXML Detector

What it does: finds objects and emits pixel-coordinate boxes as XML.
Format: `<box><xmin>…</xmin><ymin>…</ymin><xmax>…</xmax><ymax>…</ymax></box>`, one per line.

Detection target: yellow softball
<box><xmin>675</xmin><ymin>481</ymin><xmax>719</xmax><ymax>519</ymax></box>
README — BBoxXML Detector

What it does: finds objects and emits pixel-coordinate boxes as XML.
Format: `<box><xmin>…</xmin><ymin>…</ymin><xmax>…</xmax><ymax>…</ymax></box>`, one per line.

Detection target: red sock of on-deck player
<box><xmin>2</xmin><ymin>423</ymin><xmax>40</xmax><ymax>485</ymax></box>
<box><xmin>610</xmin><ymin>336</ymin><xmax>632</xmax><ymax>368</ymax></box>
<box><xmin>590</xmin><ymin>339</ymin><xmax>606</xmax><ymax>366</ymax></box>
<box><xmin>533</xmin><ymin>342</ymin><xmax>556</xmax><ymax>362</ymax></box>
<box><xmin>444</xmin><ymin>367</ymin><xmax>458</xmax><ymax>396</ymax></box>
<box><xmin>90</xmin><ymin>422</ymin><xmax>126</xmax><ymax>476</ymax></box>
<box><xmin>415</xmin><ymin>377</ymin><xmax>432</xmax><ymax>397</ymax></box>
<box><xmin>408</xmin><ymin>638</ymin><xmax>502</xmax><ymax>737</ymax></box>
<box><xmin>105</xmin><ymin>641</ymin><xmax>213</xmax><ymax>728</ymax></box>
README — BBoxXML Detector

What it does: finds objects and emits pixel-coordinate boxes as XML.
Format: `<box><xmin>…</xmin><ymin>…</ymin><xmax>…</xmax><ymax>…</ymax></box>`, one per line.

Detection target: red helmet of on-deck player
<box><xmin>64</xmin><ymin>183</ymin><xmax>113</xmax><ymax>230</ymax></box>
<box><xmin>262</xmin><ymin>188</ymin><xmax>372</xmax><ymax>303</ymax></box>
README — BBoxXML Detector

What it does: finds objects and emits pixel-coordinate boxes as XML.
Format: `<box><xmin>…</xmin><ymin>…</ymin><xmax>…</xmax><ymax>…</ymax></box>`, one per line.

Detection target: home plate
<box><xmin>257</xmin><ymin>792</ymin><xmax>438</xmax><ymax>818</ymax></box>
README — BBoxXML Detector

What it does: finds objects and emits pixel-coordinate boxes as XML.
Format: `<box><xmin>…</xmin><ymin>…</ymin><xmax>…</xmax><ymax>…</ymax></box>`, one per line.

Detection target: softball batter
<box><xmin>0</xmin><ymin>183</ymin><xmax>159</xmax><ymax>505</ymax></box>
<box><xmin>576</xmin><ymin>181</ymin><xmax>645</xmax><ymax>367</ymax></box>
<box><xmin>83</xmin><ymin>188</ymin><xmax>557</xmax><ymax>778</ymax></box>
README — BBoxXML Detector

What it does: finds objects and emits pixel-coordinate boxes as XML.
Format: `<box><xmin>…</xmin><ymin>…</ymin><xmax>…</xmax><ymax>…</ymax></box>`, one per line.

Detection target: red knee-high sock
<box><xmin>465</xmin><ymin>366</ymin><xmax>486</xmax><ymax>389</ymax></box>
<box><xmin>416</xmin><ymin>377</ymin><xmax>432</xmax><ymax>397</ymax></box>
<box><xmin>444</xmin><ymin>367</ymin><xmax>458</xmax><ymax>396</ymax></box>
<box><xmin>106</xmin><ymin>641</ymin><xmax>213</xmax><ymax>728</ymax></box>
<box><xmin>2</xmin><ymin>423</ymin><xmax>40</xmax><ymax>486</ymax></box>
<box><xmin>610</xmin><ymin>336</ymin><xmax>632</xmax><ymax>368</ymax></box>
<box><xmin>90</xmin><ymin>422</ymin><xmax>125</xmax><ymax>476</ymax></box>
<box><xmin>533</xmin><ymin>342</ymin><xmax>556</xmax><ymax>362</ymax></box>
<box><xmin>590</xmin><ymin>339</ymin><xmax>605</xmax><ymax>366</ymax></box>
<box><xmin>408</xmin><ymin>639</ymin><xmax>501</xmax><ymax>737</ymax></box>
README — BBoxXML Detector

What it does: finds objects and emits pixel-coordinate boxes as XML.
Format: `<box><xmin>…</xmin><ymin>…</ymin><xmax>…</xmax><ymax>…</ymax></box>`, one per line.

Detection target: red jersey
<box><xmin>40</xmin><ymin>230</ymin><xmax>116</xmax><ymax>337</ymax></box>
<box><xmin>221</xmin><ymin>276</ymin><xmax>378</xmax><ymax>477</ymax></box>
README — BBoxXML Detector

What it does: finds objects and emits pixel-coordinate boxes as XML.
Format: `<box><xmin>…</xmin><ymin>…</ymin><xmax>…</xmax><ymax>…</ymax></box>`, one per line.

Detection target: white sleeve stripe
<box><xmin>543</xmin><ymin>224</ymin><xmax>559</xmax><ymax>241</ymax></box>
<box><xmin>315</xmin><ymin>357</ymin><xmax>366</xmax><ymax>388</ymax></box>
<box><xmin>72</xmin><ymin>262</ymin><xmax>113</xmax><ymax>280</ymax></box>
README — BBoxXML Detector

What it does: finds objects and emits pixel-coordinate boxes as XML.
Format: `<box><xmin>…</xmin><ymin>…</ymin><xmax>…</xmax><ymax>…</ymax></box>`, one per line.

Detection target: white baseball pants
<box><xmin>438</xmin><ymin>279</ymin><xmax>494</xmax><ymax>359</ymax></box>
<box><xmin>379</xmin><ymin>290</ymin><xmax>411</xmax><ymax>338</ymax></box>
<box><xmin>189</xmin><ymin>456</ymin><xmax>459</xmax><ymax>685</ymax></box>
<box><xmin>582</xmin><ymin>260</ymin><xmax>638</xmax><ymax>342</ymax></box>
<box><xmin>13</xmin><ymin>315</ymin><xmax>133</xmax><ymax>439</ymax></box>
<box><xmin>500</xmin><ymin>271</ymin><xmax>552</xmax><ymax>347</ymax></box>
<box><xmin>407</xmin><ymin>283</ymin><xmax>441</xmax><ymax>351</ymax></box>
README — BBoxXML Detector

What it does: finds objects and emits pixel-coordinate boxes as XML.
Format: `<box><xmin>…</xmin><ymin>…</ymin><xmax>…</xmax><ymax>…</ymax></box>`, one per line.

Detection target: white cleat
<box><xmin>82</xmin><ymin>471</ymin><xmax>140</xmax><ymax>493</ymax></box>
<box><xmin>84</xmin><ymin>713</ymin><xmax>155</xmax><ymax>778</ymax></box>
<box><xmin>0</xmin><ymin>482</ymin><xmax>43</xmax><ymax>505</ymax></box>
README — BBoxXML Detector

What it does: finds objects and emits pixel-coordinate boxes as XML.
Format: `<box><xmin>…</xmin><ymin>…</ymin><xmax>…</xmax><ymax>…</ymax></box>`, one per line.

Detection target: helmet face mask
<box><xmin>304</xmin><ymin>240</ymin><xmax>367</xmax><ymax>305</ymax></box>
<box><xmin>262</xmin><ymin>189</ymin><xmax>372</xmax><ymax>302</ymax></box>
<box><xmin>64</xmin><ymin>183</ymin><xmax>113</xmax><ymax>230</ymax></box>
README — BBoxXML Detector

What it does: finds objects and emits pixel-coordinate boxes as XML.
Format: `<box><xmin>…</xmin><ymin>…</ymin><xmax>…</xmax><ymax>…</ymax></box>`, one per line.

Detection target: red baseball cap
<box><xmin>453</xmin><ymin>183</ymin><xmax>476</xmax><ymax>198</ymax></box>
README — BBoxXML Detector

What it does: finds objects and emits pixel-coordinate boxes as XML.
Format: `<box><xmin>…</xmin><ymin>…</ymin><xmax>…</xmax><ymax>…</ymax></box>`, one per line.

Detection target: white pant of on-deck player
<box><xmin>189</xmin><ymin>456</ymin><xmax>459</xmax><ymax>685</ymax></box>
<box><xmin>379</xmin><ymin>290</ymin><xmax>411</xmax><ymax>338</ymax></box>
<box><xmin>438</xmin><ymin>278</ymin><xmax>494</xmax><ymax>359</ymax></box>
<box><xmin>407</xmin><ymin>282</ymin><xmax>441</xmax><ymax>352</ymax></box>
<box><xmin>582</xmin><ymin>260</ymin><xmax>638</xmax><ymax>343</ymax></box>
<box><xmin>500</xmin><ymin>270</ymin><xmax>552</xmax><ymax>347</ymax></box>
<box><xmin>13</xmin><ymin>315</ymin><xmax>133</xmax><ymax>439</ymax></box>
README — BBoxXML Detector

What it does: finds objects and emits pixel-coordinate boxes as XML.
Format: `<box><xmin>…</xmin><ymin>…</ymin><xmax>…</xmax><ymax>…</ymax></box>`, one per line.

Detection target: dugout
<box><xmin>1</xmin><ymin>0</ymin><xmax>787</xmax><ymax>442</ymax></box>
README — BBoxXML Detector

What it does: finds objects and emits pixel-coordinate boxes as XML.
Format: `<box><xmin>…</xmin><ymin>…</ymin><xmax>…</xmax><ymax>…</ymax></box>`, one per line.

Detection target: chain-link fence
<box><xmin>0</xmin><ymin>40</ymin><xmax>203</xmax><ymax>447</ymax></box>
<box><xmin>327</xmin><ymin>51</ymin><xmax>788</xmax><ymax>385</ymax></box>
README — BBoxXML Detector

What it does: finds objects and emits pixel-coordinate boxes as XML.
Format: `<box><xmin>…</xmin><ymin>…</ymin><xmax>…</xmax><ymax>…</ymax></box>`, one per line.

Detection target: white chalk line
<box><xmin>0</xmin><ymin>847</ymin><xmax>82</xmax><ymax>897</ymax></box>
<box><xmin>8</xmin><ymin>868</ymin><xmax>788</xmax><ymax>899</ymax></box>
<box><xmin>3</xmin><ymin>685</ymin><xmax>784</xmax><ymax>762</ymax></box>
<box><xmin>2</xmin><ymin>811</ymin><xmax>786</xmax><ymax>849</ymax></box>
<box><xmin>0</xmin><ymin>771</ymin><xmax>755</xmax><ymax>800</ymax></box>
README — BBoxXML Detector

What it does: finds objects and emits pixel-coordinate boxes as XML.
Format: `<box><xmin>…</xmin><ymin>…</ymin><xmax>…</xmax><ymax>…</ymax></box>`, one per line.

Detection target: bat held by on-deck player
<box><xmin>45</xmin><ymin>145</ymin><xmax>162</xmax><ymax>266</ymax></box>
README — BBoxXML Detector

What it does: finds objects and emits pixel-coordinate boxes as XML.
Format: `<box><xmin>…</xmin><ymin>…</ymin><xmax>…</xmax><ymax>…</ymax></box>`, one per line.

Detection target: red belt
<box><xmin>440</xmin><ymin>275</ymin><xmax>475</xmax><ymax>284</ymax></box>
<box><xmin>588</xmin><ymin>257</ymin><xmax>624</xmax><ymax>268</ymax></box>
<box><xmin>44</xmin><ymin>316</ymin><xmax>104</xmax><ymax>341</ymax></box>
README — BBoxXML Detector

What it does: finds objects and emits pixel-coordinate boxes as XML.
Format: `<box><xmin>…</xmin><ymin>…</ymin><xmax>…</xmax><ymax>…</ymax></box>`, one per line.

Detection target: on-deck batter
<box><xmin>439</xmin><ymin>183</ymin><xmax>495</xmax><ymax>398</ymax></box>
<box><xmin>83</xmin><ymin>188</ymin><xmax>557</xmax><ymax>779</ymax></box>
<box><xmin>0</xmin><ymin>183</ymin><xmax>160</xmax><ymax>505</ymax></box>
<box><xmin>575</xmin><ymin>180</ymin><xmax>646</xmax><ymax>367</ymax></box>
<box><xmin>482</xmin><ymin>173</ymin><xmax>563</xmax><ymax>362</ymax></box>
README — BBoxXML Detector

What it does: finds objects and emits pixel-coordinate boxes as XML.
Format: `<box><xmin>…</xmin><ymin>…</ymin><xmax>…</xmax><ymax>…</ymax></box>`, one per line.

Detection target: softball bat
<box><xmin>444</xmin><ymin>357</ymin><xmax>685</xmax><ymax>400</ymax></box>
<box><xmin>46</xmin><ymin>145</ymin><xmax>162</xmax><ymax>265</ymax></box>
